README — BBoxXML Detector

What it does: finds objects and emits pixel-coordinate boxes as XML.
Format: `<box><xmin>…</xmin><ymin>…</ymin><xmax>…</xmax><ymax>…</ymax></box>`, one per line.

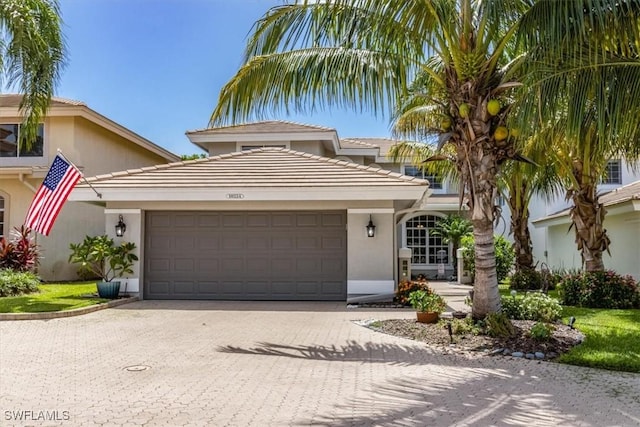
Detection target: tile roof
<box><xmin>0</xmin><ymin>94</ymin><xmax>85</xmax><ymax>107</ymax></box>
<box><xmin>534</xmin><ymin>179</ymin><xmax>640</xmax><ymax>223</ymax></box>
<box><xmin>187</xmin><ymin>120</ymin><xmax>336</xmax><ymax>135</ymax></box>
<box><xmin>78</xmin><ymin>147</ymin><xmax>427</xmax><ymax>189</ymax></box>
<box><xmin>341</xmin><ymin>137</ymin><xmax>400</xmax><ymax>156</ymax></box>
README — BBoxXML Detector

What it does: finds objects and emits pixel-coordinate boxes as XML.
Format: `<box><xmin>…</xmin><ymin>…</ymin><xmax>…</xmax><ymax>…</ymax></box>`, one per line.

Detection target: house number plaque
<box><xmin>226</xmin><ymin>193</ymin><xmax>245</xmax><ymax>199</ymax></box>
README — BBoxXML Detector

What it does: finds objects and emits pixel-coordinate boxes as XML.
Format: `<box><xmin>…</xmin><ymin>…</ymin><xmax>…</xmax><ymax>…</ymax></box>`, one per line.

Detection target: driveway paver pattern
<box><xmin>1</xmin><ymin>301</ymin><xmax>639</xmax><ymax>426</ymax></box>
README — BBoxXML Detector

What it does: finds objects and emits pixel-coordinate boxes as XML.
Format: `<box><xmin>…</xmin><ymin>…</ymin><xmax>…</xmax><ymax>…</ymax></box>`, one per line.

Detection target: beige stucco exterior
<box><xmin>542</xmin><ymin>207</ymin><xmax>640</xmax><ymax>280</ymax></box>
<box><xmin>0</xmin><ymin>96</ymin><xmax>179</xmax><ymax>280</ymax></box>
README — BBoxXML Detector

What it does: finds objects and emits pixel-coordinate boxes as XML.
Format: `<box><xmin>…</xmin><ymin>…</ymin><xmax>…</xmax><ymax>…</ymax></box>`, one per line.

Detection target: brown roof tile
<box><xmin>0</xmin><ymin>94</ymin><xmax>85</xmax><ymax>108</ymax></box>
<box><xmin>79</xmin><ymin>147</ymin><xmax>427</xmax><ymax>188</ymax></box>
<box><xmin>186</xmin><ymin>120</ymin><xmax>335</xmax><ymax>135</ymax></box>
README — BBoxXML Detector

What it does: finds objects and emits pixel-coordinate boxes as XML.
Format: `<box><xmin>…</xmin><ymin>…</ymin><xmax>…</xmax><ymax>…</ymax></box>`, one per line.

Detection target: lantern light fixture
<box><xmin>366</xmin><ymin>215</ymin><xmax>376</xmax><ymax>238</ymax></box>
<box><xmin>115</xmin><ymin>214</ymin><xmax>126</xmax><ymax>237</ymax></box>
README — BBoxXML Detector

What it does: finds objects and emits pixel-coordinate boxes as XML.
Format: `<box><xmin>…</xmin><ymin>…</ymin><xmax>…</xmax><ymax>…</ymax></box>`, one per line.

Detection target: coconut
<box><xmin>440</xmin><ymin>116</ymin><xmax>452</xmax><ymax>130</ymax></box>
<box><xmin>458</xmin><ymin>103</ymin><xmax>471</xmax><ymax>118</ymax></box>
<box><xmin>494</xmin><ymin>126</ymin><xmax>509</xmax><ymax>141</ymax></box>
<box><xmin>487</xmin><ymin>99</ymin><xmax>501</xmax><ymax>116</ymax></box>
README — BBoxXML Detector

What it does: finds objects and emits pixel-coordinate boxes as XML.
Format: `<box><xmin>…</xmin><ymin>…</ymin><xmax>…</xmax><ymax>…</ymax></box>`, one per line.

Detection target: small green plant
<box><xmin>558</xmin><ymin>270</ymin><xmax>639</xmax><ymax>309</ymax></box>
<box><xmin>450</xmin><ymin>317</ymin><xmax>480</xmax><ymax>335</ymax></box>
<box><xmin>501</xmin><ymin>292</ymin><xmax>562</xmax><ymax>322</ymax></box>
<box><xmin>528</xmin><ymin>322</ymin><xmax>555</xmax><ymax>342</ymax></box>
<box><xmin>407</xmin><ymin>289</ymin><xmax>446</xmax><ymax>313</ymax></box>
<box><xmin>510</xmin><ymin>269</ymin><xmax>543</xmax><ymax>291</ymax></box>
<box><xmin>0</xmin><ymin>270</ymin><xmax>40</xmax><ymax>297</ymax></box>
<box><xmin>484</xmin><ymin>312</ymin><xmax>515</xmax><ymax>337</ymax></box>
<box><xmin>396</xmin><ymin>279</ymin><xmax>431</xmax><ymax>305</ymax></box>
<box><xmin>69</xmin><ymin>235</ymin><xmax>138</xmax><ymax>282</ymax></box>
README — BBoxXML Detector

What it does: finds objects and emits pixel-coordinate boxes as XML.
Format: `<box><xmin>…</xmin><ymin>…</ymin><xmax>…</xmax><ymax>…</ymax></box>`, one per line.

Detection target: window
<box><xmin>0</xmin><ymin>124</ymin><xmax>44</xmax><ymax>158</ymax></box>
<box><xmin>404</xmin><ymin>165</ymin><xmax>443</xmax><ymax>189</ymax></box>
<box><xmin>0</xmin><ymin>196</ymin><xmax>4</xmax><ymax>238</ymax></box>
<box><xmin>405</xmin><ymin>215</ymin><xmax>449</xmax><ymax>265</ymax></box>
<box><xmin>603</xmin><ymin>160</ymin><xmax>622</xmax><ymax>185</ymax></box>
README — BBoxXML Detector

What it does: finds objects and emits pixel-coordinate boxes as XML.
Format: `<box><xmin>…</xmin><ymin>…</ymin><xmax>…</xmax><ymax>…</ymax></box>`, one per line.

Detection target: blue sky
<box><xmin>56</xmin><ymin>0</ymin><xmax>393</xmax><ymax>155</ymax></box>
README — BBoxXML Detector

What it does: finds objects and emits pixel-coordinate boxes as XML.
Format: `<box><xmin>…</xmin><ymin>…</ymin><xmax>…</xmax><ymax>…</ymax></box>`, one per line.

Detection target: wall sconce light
<box><xmin>115</xmin><ymin>215</ymin><xmax>126</xmax><ymax>237</ymax></box>
<box><xmin>366</xmin><ymin>215</ymin><xmax>376</xmax><ymax>238</ymax></box>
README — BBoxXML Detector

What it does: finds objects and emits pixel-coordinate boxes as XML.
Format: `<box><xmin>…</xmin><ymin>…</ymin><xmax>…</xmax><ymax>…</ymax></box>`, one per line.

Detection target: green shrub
<box><xmin>450</xmin><ymin>317</ymin><xmax>480</xmax><ymax>335</ymax></box>
<box><xmin>557</xmin><ymin>270</ymin><xmax>640</xmax><ymax>309</ymax></box>
<box><xmin>0</xmin><ymin>270</ymin><xmax>40</xmax><ymax>297</ymax></box>
<box><xmin>395</xmin><ymin>279</ymin><xmax>431</xmax><ymax>305</ymax></box>
<box><xmin>510</xmin><ymin>269</ymin><xmax>543</xmax><ymax>291</ymax></box>
<box><xmin>484</xmin><ymin>312</ymin><xmax>515</xmax><ymax>337</ymax></box>
<box><xmin>461</xmin><ymin>234</ymin><xmax>514</xmax><ymax>283</ymax></box>
<box><xmin>501</xmin><ymin>292</ymin><xmax>562</xmax><ymax>322</ymax></box>
<box><xmin>528</xmin><ymin>322</ymin><xmax>555</xmax><ymax>342</ymax></box>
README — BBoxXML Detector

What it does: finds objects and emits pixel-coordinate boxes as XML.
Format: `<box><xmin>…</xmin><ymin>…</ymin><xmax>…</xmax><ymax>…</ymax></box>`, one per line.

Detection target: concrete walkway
<box><xmin>1</xmin><ymin>301</ymin><xmax>639</xmax><ymax>426</ymax></box>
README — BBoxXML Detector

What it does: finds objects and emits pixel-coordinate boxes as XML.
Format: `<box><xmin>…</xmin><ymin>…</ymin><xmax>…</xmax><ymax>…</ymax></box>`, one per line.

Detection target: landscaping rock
<box><xmin>525</xmin><ymin>353</ymin><xmax>535</xmax><ymax>360</ymax></box>
<box><xmin>490</xmin><ymin>348</ymin><xmax>504</xmax><ymax>355</ymax></box>
<box><xmin>512</xmin><ymin>352</ymin><xmax>524</xmax><ymax>358</ymax></box>
<box><xmin>535</xmin><ymin>352</ymin><xmax>545</xmax><ymax>359</ymax></box>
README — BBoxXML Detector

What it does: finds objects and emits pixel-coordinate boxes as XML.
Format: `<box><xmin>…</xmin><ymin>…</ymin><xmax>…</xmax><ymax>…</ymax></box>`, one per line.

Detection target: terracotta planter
<box><xmin>97</xmin><ymin>281</ymin><xmax>121</xmax><ymax>299</ymax></box>
<box><xmin>416</xmin><ymin>311</ymin><xmax>439</xmax><ymax>324</ymax></box>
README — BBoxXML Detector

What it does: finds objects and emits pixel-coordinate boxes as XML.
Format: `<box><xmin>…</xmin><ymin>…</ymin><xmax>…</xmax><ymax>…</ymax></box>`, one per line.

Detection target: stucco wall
<box><xmin>1</xmin><ymin>115</ymin><xmax>174</xmax><ymax>281</ymax></box>
<box><xmin>545</xmin><ymin>211</ymin><xmax>640</xmax><ymax>280</ymax></box>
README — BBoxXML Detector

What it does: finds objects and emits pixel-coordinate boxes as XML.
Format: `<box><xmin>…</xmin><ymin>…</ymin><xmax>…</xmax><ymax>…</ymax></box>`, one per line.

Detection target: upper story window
<box><xmin>0</xmin><ymin>124</ymin><xmax>44</xmax><ymax>158</ymax></box>
<box><xmin>602</xmin><ymin>160</ymin><xmax>622</xmax><ymax>185</ymax></box>
<box><xmin>404</xmin><ymin>165</ymin><xmax>443</xmax><ymax>189</ymax></box>
<box><xmin>0</xmin><ymin>196</ymin><xmax>5</xmax><ymax>238</ymax></box>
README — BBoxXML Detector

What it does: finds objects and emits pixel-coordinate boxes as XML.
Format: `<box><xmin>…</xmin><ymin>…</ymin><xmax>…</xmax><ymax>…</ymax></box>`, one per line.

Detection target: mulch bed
<box><xmin>367</xmin><ymin>319</ymin><xmax>585</xmax><ymax>359</ymax></box>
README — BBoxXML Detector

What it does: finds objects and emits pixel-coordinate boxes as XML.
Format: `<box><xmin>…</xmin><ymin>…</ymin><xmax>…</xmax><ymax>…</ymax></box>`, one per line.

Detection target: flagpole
<box><xmin>56</xmin><ymin>149</ymin><xmax>102</xmax><ymax>199</ymax></box>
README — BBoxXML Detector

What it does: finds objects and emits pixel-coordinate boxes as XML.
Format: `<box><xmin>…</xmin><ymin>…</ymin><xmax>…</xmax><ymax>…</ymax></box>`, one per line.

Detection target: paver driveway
<box><xmin>1</xmin><ymin>301</ymin><xmax>639</xmax><ymax>426</ymax></box>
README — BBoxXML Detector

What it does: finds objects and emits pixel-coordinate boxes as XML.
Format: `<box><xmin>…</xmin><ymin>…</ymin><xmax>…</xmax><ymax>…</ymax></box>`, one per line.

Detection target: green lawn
<box><xmin>498</xmin><ymin>282</ymin><xmax>640</xmax><ymax>372</ymax></box>
<box><xmin>559</xmin><ymin>307</ymin><xmax>640</xmax><ymax>373</ymax></box>
<box><xmin>0</xmin><ymin>283</ymin><xmax>108</xmax><ymax>313</ymax></box>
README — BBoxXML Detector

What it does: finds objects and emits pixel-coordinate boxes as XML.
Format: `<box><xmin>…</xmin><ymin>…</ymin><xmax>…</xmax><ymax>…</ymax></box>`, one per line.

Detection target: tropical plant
<box><xmin>516</xmin><ymin>2</ymin><xmax>640</xmax><ymax>272</ymax></box>
<box><xmin>430</xmin><ymin>214</ymin><xmax>472</xmax><ymax>275</ymax></box>
<box><xmin>0</xmin><ymin>0</ymin><xmax>66</xmax><ymax>147</ymax></box>
<box><xmin>557</xmin><ymin>271</ymin><xmax>640</xmax><ymax>309</ymax></box>
<box><xmin>395</xmin><ymin>278</ymin><xmax>431</xmax><ymax>305</ymax></box>
<box><xmin>501</xmin><ymin>291</ymin><xmax>562</xmax><ymax>322</ymax></box>
<box><xmin>68</xmin><ymin>235</ymin><xmax>138</xmax><ymax>282</ymax></box>
<box><xmin>0</xmin><ymin>226</ymin><xmax>40</xmax><ymax>272</ymax></box>
<box><xmin>407</xmin><ymin>289</ymin><xmax>446</xmax><ymax>314</ymax></box>
<box><xmin>209</xmin><ymin>0</ymin><xmax>640</xmax><ymax>317</ymax></box>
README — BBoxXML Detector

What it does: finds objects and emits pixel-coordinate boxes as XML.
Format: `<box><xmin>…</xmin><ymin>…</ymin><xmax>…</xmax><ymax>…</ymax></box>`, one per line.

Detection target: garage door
<box><xmin>144</xmin><ymin>211</ymin><xmax>347</xmax><ymax>300</ymax></box>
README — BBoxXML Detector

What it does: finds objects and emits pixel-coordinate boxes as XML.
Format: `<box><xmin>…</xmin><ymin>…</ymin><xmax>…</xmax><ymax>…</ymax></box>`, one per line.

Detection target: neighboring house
<box><xmin>71</xmin><ymin>121</ymin><xmax>474</xmax><ymax>302</ymax></box>
<box><xmin>531</xmin><ymin>167</ymin><xmax>640</xmax><ymax>280</ymax></box>
<box><xmin>0</xmin><ymin>94</ymin><xmax>179</xmax><ymax>280</ymax></box>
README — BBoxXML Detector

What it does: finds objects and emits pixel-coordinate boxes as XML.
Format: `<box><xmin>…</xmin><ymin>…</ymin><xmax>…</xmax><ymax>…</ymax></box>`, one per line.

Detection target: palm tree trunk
<box><xmin>467</xmin><ymin>150</ymin><xmax>501</xmax><ymax>319</ymax></box>
<box><xmin>509</xmin><ymin>182</ymin><xmax>534</xmax><ymax>271</ymax></box>
<box><xmin>569</xmin><ymin>180</ymin><xmax>609</xmax><ymax>272</ymax></box>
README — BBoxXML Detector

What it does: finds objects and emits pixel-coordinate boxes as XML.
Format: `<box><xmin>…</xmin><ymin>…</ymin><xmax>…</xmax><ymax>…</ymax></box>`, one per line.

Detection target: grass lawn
<box><xmin>559</xmin><ymin>307</ymin><xmax>640</xmax><ymax>373</ymax></box>
<box><xmin>497</xmin><ymin>282</ymin><xmax>640</xmax><ymax>372</ymax></box>
<box><xmin>0</xmin><ymin>283</ymin><xmax>108</xmax><ymax>313</ymax></box>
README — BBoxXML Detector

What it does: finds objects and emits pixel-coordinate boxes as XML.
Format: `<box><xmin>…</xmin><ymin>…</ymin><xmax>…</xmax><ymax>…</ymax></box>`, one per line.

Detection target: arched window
<box><xmin>0</xmin><ymin>195</ymin><xmax>5</xmax><ymax>238</ymax></box>
<box><xmin>405</xmin><ymin>215</ymin><xmax>449</xmax><ymax>265</ymax></box>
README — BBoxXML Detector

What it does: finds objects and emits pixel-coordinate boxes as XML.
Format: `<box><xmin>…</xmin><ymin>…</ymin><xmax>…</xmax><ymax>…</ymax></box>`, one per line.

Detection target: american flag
<box><xmin>24</xmin><ymin>154</ymin><xmax>82</xmax><ymax>236</ymax></box>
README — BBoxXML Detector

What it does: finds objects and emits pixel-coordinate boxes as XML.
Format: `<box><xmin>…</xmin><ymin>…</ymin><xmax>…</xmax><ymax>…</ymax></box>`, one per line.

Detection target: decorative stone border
<box><xmin>0</xmin><ymin>296</ymin><xmax>139</xmax><ymax>321</ymax></box>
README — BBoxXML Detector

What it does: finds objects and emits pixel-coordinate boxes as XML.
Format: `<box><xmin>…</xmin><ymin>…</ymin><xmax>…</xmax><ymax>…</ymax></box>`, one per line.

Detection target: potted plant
<box><xmin>69</xmin><ymin>235</ymin><xmax>138</xmax><ymax>299</ymax></box>
<box><xmin>407</xmin><ymin>289</ymin><xmax>447</xmax><ymax>323</ymax></box>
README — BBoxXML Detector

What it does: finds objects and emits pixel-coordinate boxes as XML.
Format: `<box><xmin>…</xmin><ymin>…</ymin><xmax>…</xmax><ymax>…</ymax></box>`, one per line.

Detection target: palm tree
<box><xmin>430</xmin><ymin>215</ymin><xmax>472</xmax><ymax>276</ymax></box>
<box><xmin>210</xmin><ymin>0</ymin><xmax>640</xmax><ymax>315</ymax></box>
<box><xmin>517</xmin><ymin>2</ymin><xmax>640</xmax><ymax>272</ymax></box>
<box><xmin>0</xmin><ymin>0</ymin><xmax>66</xmax><ymax>146</ymax></box>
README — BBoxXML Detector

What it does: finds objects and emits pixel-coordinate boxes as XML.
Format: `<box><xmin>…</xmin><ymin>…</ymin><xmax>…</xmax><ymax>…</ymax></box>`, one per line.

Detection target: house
<box><xmin>532</xmin><ymin>176</ymin><xmax>640</xmax><ymax>280</ymax></box>
<box><xmin>0</xmin><ymin>95</ymin><xmax>180</xmax><ymax>280</ymax></box>
<box><xmin>70</xmin><ymin>121</ymin><xmax>471</xmax><ymax>301</ymax></box>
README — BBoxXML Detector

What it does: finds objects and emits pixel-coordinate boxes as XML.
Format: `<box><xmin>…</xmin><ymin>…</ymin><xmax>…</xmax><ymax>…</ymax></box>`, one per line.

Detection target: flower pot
<box><xmin>416</xmin><ymin>311</ymin><xmax>439</xmax><ymax>324</ymax></box>
<box><xmin>97</xmin><ymin>281</ymin><xmax>121</xmax><ymax>299</ymax></box>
